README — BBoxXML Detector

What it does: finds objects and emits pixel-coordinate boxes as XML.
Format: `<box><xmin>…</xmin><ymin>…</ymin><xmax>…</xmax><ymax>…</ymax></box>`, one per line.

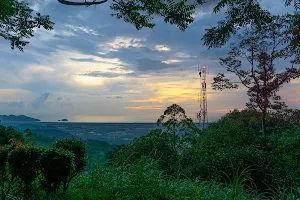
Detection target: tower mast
<box><xmin>197</xmin><ymin>65</ymin><xmax>208</xmax><ymax>129</ymax></box>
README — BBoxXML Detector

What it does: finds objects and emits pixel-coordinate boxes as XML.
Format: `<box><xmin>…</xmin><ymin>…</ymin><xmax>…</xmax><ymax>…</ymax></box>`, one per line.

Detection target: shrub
<box><xmin>181</xmin><ymin>118</ymin><xmax>300</xmax><ymax>193</ymax></box>
<box><xmin>7</xmin><ymin>145</ymin><xmax>43</xmax><ymax>198</ymax></box>
<box><xmin>106</xmin><ymin>129</ymin><xmax>180</xmax><ymax>177</ymax></box>
<box><xmin>54</xmin><ymin>138</ymin><xmax>87</xmax><ymax>194</ymax></box>
<box><xmin>0</xmin><ymin>125</ymin><xmax>24</xmax><ymax>146</ymax></box>
<box><xmin>40</xmin><ymin>148</ymin><xmax>75</xmax><ymax>196</ymax></box>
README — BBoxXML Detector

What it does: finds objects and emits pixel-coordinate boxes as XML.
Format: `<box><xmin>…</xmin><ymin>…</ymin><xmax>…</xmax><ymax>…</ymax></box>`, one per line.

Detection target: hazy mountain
<box><xmin>0</xmin><ymin>115</ymin><xmax>40</xmax><ymax>122</ymax></box>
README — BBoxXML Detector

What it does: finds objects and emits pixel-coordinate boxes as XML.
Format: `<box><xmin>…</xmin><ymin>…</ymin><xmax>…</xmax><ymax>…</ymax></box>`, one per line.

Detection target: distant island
<box><xmin>58</xmin><ymin>119</ymin><xmax>69</xmax><ymax>122</ymax></box>
<box><xmin>0</xmin><ymin>115</ymin><xmax>40</xmax><ymax>122</ymax></box>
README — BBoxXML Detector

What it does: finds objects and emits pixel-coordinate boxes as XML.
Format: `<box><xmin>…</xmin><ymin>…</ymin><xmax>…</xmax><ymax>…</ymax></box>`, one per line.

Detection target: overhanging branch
<box><xmin>57</xmin><ymin>0</ymin><xmax>108</xmax><ymax>6</ymax></box>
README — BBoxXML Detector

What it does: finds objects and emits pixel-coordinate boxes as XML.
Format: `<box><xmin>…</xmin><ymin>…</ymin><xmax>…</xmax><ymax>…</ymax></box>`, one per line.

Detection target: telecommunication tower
<box><xmin>197</xmin><ymin>65</ymin><xmax>208</xmax><ymax>129</ymax></box>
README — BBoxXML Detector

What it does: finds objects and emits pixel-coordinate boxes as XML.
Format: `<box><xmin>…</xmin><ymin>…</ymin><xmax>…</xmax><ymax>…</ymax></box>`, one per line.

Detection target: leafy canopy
<box><xmin>0</xmin><ymin>0</ymin><xmax>54</xmax><ymax>51</ymax></box>
<box><xmin>58</xmin><ymin>0</ymin><xmax>300</xmax><ymax>48</ymax></box>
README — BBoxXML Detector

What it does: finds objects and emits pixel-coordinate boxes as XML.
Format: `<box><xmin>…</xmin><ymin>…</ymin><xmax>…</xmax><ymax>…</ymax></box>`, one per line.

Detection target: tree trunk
<box><xmin>261</xmin><ymin>110</ymin><xmax>266</xmax><ymax>137</ymax></box>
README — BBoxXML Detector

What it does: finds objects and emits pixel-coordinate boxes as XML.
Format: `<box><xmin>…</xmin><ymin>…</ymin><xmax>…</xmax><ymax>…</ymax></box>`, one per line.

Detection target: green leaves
<box><xmin>0</xmin><ymin>125</ymin><xmax>88</xmax><ymax>199</ymax></box>
<box><xmin>285</xmin><ymin>0</ymin><xmax>300</xmax><ymax>10</ymax></box>
<box><xmin>203</xmin><ymin>0</ymin><xmax>272</xmax><ymax>48</ymax></box>
<box><xmin>8</xmin><ymin>145</ymin><xmax>42</xmax><ymax>186</ymax></box>
<box><xmin>40</xmin><ymin>148</ymin><xmax>75</xmax><ymax>195</ymax></box>
<box><xmin>54</xmin><ymin>138</ymin><xmax>88</xmax><ymax>177</ymax></box>
<box><xmin>0</xmin><ymin>0</ymin><xmax>54</xmax><ymax>51</ymax></box>
<box><xmin>110</xmin><ymin>0</ymin><xmax>201</xmax><ymax>31</ymax></box>
<box><xmin>157</xmin><ymin>104</ymin><xmax>195</xmax><ymax>136</ymax></box>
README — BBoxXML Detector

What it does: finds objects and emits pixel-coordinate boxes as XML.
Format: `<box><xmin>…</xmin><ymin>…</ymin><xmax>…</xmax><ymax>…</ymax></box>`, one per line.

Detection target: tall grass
<box><xmin>66</xmin><ymin>157</ymin><xmax>260</xmax><ymax>200</ymax></box>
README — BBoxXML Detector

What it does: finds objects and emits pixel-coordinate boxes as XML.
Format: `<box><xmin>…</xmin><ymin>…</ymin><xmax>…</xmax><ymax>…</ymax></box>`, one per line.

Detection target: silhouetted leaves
<box><xmin>0</xmin><ymin>0</ymin><xmax>54</xmax><ymax>51</ymax></box>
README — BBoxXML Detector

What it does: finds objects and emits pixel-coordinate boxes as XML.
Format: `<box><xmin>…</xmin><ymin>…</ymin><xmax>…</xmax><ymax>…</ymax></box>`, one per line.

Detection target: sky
<box><xmin>0</xmin><ymin>0</ymin><xmax>299</xmax><ymax>122</ymax></box>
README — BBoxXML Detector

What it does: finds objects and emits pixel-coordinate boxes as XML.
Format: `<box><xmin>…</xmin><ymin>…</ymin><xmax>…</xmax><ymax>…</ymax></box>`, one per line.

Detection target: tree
<box><xmin>157</xmin><ymin>104</ymin><xmax>197</xmax><ymax>150</ymax></box>
<box><xmin>0</xmin><ymin>0</ymin><xmax>54</xmax><ymax>51</ymax></box>
<box><xmin>212</xmin><ymin>15</ymin><xmax>300</xmax><ymax>136</ymax></box>
<box><xmin>157</xmin><ymin>104</ymin><xmax>195</xmax><ymax>136</ymax></box>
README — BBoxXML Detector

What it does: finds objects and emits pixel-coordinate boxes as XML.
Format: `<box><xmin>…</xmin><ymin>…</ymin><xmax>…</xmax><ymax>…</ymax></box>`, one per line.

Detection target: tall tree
<box><xmin>212</xmin><ymin>15</ymin><xmax>300</xmax><ymax>136</ymax></box>
<box><xmin>157</xmin><ymin>104</ymin><xmax>195</xmax><ymax>136</ymax></box>
<box><xmin>0</xmin><ymin>0</ymin><xmax>54</xmax><ymax>51</ymax></box>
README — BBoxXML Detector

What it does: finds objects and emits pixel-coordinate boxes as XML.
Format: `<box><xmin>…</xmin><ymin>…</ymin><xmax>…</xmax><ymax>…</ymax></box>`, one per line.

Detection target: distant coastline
<box><xmin>0</xmin><ymin>115</ymin><xmax>40</xmax><ymax>122</ymax></box>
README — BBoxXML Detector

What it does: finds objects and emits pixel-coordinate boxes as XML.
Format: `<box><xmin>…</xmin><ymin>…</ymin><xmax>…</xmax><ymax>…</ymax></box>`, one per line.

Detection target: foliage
<box><xmin>106</xmin><ymin>129</ymin><xmax>180</xmax><ymax>177</ymax></box>
<box><xmin>40</xmin><ymin>148</ymin><xmax>74</xmax><ymax>196</ymax></box>
<box><xmin>8</xmin><ymin>145</ymin><xmax>43</xmax><ymax>198</ymax></box>
<box><xmin>0</xmin><ymin>126</ymin><xmax>24</xmax><ymax>146</ymax></box>
<box><xmin>54</xmin><ymin>138</ymin><xmax>87</xmax><ymax>176</ymax></box>
<box><xmin>0</xmin><ymin>125</ymin><xmax>87</xmax><ymax>199</ymax></box>
<box><xmin>67</xmin><ymin>158</ymin><xmax>259</xmax><ymax>200</ymax></box>
<box><xmin>0</xmin><ymin>0</ymin><xmax>54</xmax><ymax>51</ymax></box>
<box><xmin>57</xmin><ymin>0</ymin><xmax>300</xmax><ymax>36</ymax></box>
<box><xmin>181</xmin><ymin>116</ymin><xmax>300</xmax><ymax>193</ymax></box>
<box><xmin>24</xmin><ymin>128</ymin><xmax>35</xmax><ymax>145</ymax></box>
<box><xmin>54</xmin><ymin>138</ymin><xmax>87</xmax><ymax>194</ymax></box>
<box><xmin>202</xmin><ymin>1</ymin><xmax>300</xmax><ymax>49</ymax></box>
<box><xmin>157</xmin><ymin>104</ymin><xmax>197</xmax><ymax>138</ymax></box>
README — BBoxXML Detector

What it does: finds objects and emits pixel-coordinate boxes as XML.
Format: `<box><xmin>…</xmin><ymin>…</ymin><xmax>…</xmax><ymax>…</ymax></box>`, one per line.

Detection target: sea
<box><xmin>1</xmin><ymin>122</ymin><xmax>206</xmax><ymax>145</ymax></box>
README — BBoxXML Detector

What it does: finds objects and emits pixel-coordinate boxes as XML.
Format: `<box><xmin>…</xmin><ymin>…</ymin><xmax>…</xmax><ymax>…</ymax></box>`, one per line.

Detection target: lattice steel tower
<box><xmin>197</xmin><ymin>65</ymin><xmax>208</xmax><ymax>129</ymax></box>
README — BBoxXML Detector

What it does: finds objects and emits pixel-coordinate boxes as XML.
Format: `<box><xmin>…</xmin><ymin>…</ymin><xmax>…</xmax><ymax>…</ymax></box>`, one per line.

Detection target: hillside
<box><xmin>0</xmin><ymin>115</ymin><xmax>40</xmax><ymax>122</ymax></box>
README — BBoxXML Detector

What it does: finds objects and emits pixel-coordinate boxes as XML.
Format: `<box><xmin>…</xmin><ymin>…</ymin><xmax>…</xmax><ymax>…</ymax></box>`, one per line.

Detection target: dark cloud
<box><xmin>53</xmin><ymin>34</ymin><xmax>64</xmax><ymax>39</ymax></box>
<box><xmin>106</xmin><ymin>96</ymin><xmax>123</xmax><ymax>99</ymax></box>
<box><xmin>136</xmin><ymin>59</ymin><xmax>179</xmax><ymax>71</ymax></box>
<box><xmin>29</xmin><ymin>92</ymin><xmax>50</xmax><ymax>109</ymax></box>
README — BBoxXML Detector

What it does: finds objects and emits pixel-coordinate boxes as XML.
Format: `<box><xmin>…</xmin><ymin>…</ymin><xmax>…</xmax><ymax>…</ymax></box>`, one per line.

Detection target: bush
<box><xmin>8</xmin><ymin>145</ymin><xmax>43</xmax><ymax>198</ymax></box>
<box><xmin>106</xmin><ymin>129</ymin><xmax>180</xmax><ymax>177</ymax></box>
<box><xmin>54</xmin><ymin>138</ymin><xmax>87</xmax><ymax>194</ymax></box>
<box><xmin>0</xmin><ymin>125</ymin><xmax>24</xmax><ymax>146</ymax></box>
<box><xmin>40</xmin><ymin>148</ymin><xmax>75</xmax><ymax>196</ymax></box>
<box><xmin>181</xmin><ymin>118</ymin><xmax>300</xmax><ymax>193</ymax></box>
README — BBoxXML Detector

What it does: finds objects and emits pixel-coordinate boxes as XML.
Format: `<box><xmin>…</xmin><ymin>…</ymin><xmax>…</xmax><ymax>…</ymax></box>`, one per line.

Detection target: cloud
<box><xmin>80</xmin><ymin>71</ymin><xmax>135</xmax><ymax>78</ymax></box>
<box><xmin>8</xmin><ymin>101</ymin><xmax>26</xmax><ymax>109</ymax></box>
<box><xmin>70</xmin><ymin>58</ymin><xmax>99</xmax><ymax>63</ymax></box>
<box><xmin>100</xmin><ymin>37</ymin><xmax>146</xmax><ymax>53</ymax></box>
<box><xmin>154</xmin><ymin>45</ymin><xmax>171</xmax><ymax>52</ymax></box>
<box><xmin>136</xmin><ymin>59</ymin><xmax>179</xmax><ymax>71</ymax></box>
<box><xmin>0</xmin><ymin>0</ymin><xmax>297</xmax><ymax>123</ymax></box>
<box><xmin>29</xmin><ymin>92</ymin><xmax>50</xmax><ymax>109</ymax></box>
<box><xmin>53</xmin><ymin>34</ymin><xmax>64</xmax><ymax>39</ymax></box>
<box><xmin>106</xmin><ymin>96</ymin><xmax>123</xmax><ymax>99</ymax></box>
<box><xmin>125</xmin><ymin>106</ymin><xmax>164</xmax><ymax>110</ymax></box>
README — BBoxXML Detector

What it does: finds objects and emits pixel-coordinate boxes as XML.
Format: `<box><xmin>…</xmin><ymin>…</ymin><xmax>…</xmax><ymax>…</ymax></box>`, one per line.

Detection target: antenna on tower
<box><xmin>197</xmin><ymin>65</ymin><xmax>208</xmax><ymax>129</ymax></box>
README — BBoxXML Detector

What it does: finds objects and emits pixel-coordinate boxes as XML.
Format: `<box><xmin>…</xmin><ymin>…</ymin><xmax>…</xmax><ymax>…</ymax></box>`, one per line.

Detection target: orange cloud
<box><xmin>210</xmin><ymin>108</ymin><xmax>245</xmax><ymax>113</ymax></box>
<box><xmin>125</xmin><ymin>106</ymin><xmax>164</xmax><ymax>110</ymax></box>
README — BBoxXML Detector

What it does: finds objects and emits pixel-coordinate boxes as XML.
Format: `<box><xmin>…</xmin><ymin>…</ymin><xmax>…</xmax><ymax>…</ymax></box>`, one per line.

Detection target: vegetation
<box><xmin>0</xmin><ymin>125</ymin><xmax>87</xmax><ymax>199</ymax></box>
<box><xmin>70</xmin><ymin>104</ymin><xmax>300</xmax><ymax>199</ymax></box>
<box><xmin>0</xmin><ymin>0</ymin><xmax>54</xmax><ymax>51</ymax></box>
<box><xmin>1</xmin><ymin>104</ymin><xmax>300</xmax><ymax>199</ymax></box>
